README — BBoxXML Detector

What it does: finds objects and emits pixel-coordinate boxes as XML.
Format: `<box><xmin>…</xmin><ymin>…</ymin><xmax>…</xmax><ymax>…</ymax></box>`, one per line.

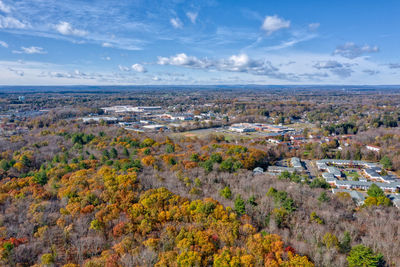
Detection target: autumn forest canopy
<box><xmin>0</xmin><ymin>87</ymin><xmax>399</xmax><ymax>266</ymax></box>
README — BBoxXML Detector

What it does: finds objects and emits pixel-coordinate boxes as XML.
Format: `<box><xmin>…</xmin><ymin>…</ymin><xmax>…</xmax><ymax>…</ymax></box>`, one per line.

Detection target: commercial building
<box><xmin>142</xmin><ymin>124</ymin><xmax>168</xmax><ymax>131</ymax></box>
<box><xmin>229</xmin><ymin>123</ymin><xmax>256</xmax><ymax>133</ymax></box>
<box><xmin>80</xmin><ymin>116</ymin><xmax>118</xmax><ymax>123</ymax></box>
<box><xmin>102</xmin><ymin>106</ymin><xmax>162</xmax><ymax>114</ymax></box>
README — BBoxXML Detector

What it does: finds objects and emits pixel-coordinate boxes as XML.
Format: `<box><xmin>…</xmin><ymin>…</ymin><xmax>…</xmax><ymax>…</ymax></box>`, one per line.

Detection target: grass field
<box><xmin>169</xmin><ymin>128</ymin><xmax>266</xmax><ymax>141</ymax></box>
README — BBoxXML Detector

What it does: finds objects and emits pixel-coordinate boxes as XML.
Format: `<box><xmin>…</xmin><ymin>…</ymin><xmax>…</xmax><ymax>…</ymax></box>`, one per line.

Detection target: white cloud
<box><xmin>158</xmin><ymin>53</ymin><xmax>209</xmax><ymax>68</ymax></box>
<box><xmin>131</xmin><ymin>63</ymin><xmax>147</xmax><ymax>73</ymax></box>
<box><xmin>0</xmin><ymin>40</ymin><xmax>8</xmax><ymax>48</ymax></box>
<box><xmin>0</xmin><ymin>15</ymin><xmax>27</xmax><ymax>29</ymax></box>
<box><xmin>118</xmin><ymin>65</ymin><xmax>130</xmax><ymax>71</ymax></box>
<box><xmin>102</xmin><ymin>42</ymin><xmax>113</xmax><ymax>48</ymax></box>
<box><xmin>0</xmin><ymin>0</ymin><xmax>11</xmax><ymax>13</ymax></box>
<box><xmin>313</xmin><ymin>60</ymin><xmax>343</xmax><ymax>69</ymax></box>
<box><xmin>333</xmin><ymin>42</ymin><xmax>379</xmax><ymax>59</ymax></box>
<box><xmin>55</xmin><ymin>21</ymin><xmax>87</xmax><ymax>36</ymax></box>
<box><xmin>261</xmin><ymin>15</ymin><xmax>290</xmax><ymax>35</ymax></box>
<box><xmin>45</xmin><ymin>69</ymin><xmax>101</xmax><ymax>80</ymax></box>
<box><xmin>186</xmin><ymin>12</ymin><xmax>198</xmax><ymax>24</ymax></box>
<box><xmin>224</xmin><ymin>54</ymin><xmax>252</xmax><ymax>71</ymax></box>
<box><xmin>12</xmin><ymin>46</ymin><xmax>46</xmax><ymax>54</ymax></box>
<box><xmin>308</xmin><ymin>22</ymin><xmax>320</xmax><ymax>30</ymax></box>
<box><xmin>170</xmin><ymin>17</ymin><xmax>183</xmax><ymax>29</ymax></box>
<box><xmin>157</xmin><ymin>53</ymin><xmax>297</xmax><ymax>80</ymax></box>
<box><xmin>313</xmin><ymin>60</ymin><xmax>353</xmax><ymax>78</ymax></box>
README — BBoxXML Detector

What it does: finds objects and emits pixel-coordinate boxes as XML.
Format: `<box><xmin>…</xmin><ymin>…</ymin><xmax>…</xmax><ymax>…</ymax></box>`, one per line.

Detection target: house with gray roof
<box><xmin>291</xmin><ymin>157</ymin><xmax>303</xmax><ymax>169</ymax></box>
<box><xmin>334</xmin><ymin>180</ymin><xmax>400</xmax><ymax>192</ymax></box>
<box><xmin>327</xmin><ymin>166</ymin><xmax>342</xmax><ymax>178</ymax></box>
<box><xmin>349</xmin><ymin>191</ymin><xmax>366</xmax><ymax>205</ymax></box>
<box><xmin>267</xmin><ymin>166</ymin><xmax>297</xmax><ymax>173</ymax></box>
<box><xmin>364</xmin><ymin>168</ymin><xmax>382</xmax><ymax>180</ymax></box>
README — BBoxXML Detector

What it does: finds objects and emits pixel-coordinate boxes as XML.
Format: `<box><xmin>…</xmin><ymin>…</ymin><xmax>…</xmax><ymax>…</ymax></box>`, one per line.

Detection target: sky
<box><xmin>0</xmin><ymin>0</ymin><xmax>399</xmax><ymax>85</ymax></box>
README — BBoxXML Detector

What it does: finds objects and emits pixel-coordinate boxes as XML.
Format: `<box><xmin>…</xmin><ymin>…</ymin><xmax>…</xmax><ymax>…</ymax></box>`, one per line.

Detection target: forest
<box><xmin>0</xmin><ymin>88</ymin><xmax>399</xmax><ymax>266</ymax></box>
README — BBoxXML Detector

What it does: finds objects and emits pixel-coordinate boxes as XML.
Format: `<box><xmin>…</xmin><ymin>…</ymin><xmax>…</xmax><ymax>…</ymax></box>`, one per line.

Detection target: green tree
<box><xmin>201</xmin><ymin>160</ymin><xmax>213</xmax><ymax>173</ymax></box>
<box><xmin>21</xmin><ymin>155</ymin><xmax>31</xmax><ymax>167</ymax></box>
<box><xmin>367</xmin><ymin>184</ymin><xmax>384</xmax><ymax>198</ymax></box>
<box><xmin>110</xmin><ymin>148</ymin><xmax>118</xmax><ymax>158</ymax></box>
<box><xmin>141</xmin><ymin>138</ymin><xmax>155</xmax><ymax>147</ymax></box>
<box><xmin>318</xmin><ymin>192</ymin><xmax>330</xmax><ymax>203</ymax></box>
<box><xmin>234</xmin><ymin>195</ymin><xmax>246</xmax><ymax>215</ymax></box>
<box><xmin>143</xmin><ymin>148</ymin><xmax>151</xmax><ymax>155</ymax></box>
<box><xmin>123</xmin><ymin>147</ymin><xmax>130</xmax><ymax>157</ymax></box>
<box><xmin>309</xmin><ymin>178</ymin><xmax>330</xmax><ymax>189</ymax></box>
<box><xmin>210</xmin><ymin>153</ymin><xmax>222</xmax><ymax>163</ymax></box>
<box><xmin>190</xmin><ymin>153</ymin><xmax>200</xmax><ymax>162</ymax></box>
<box><xmin>248</xmin><ymin>195</ymin><xmax>257</xmax><ymax>206</ymax></box>
<box><xmin>380</xmin><ymin>156</ymin><xmax>392</xmax><ymax>170</ymax></box>
<box><xmin>0</xmin><ymin>160</ymin><xmax>10</xmax><ymax>171</ymax></box>
<box><xmin>102</xmin><ymin>149</ymin><xmax>110</xmax><ymax>160</ymax></box>
<box><xmin>220</xmin><ymin>158</ymin><xmax>234</xmax><ymax>172</ymax></box>
<box><xmin>339</xmin><ymin>231</ymin><xmax>352</xmax><ymax>254</ymax></box>
<box><xmin>165</xmin><ymin>143</ymin><xmax>175</xmax><ymax>153</ymax></box>
<box><xmin>278</xmin><ymin>170</ymin><xmax>291</xmax><ymax>180</ymax></box>
<box><xmin>220</xmin><ymin>186</ymin><xmax>232</xmax><ymax>199</ymax></box>
<box><xmin>347</xmin><ymin>245</ymin><xmax>384</xmax><ymax>267</ymax></box>
<box><xmin>34</xmin><ymin>169</ymin><xmax>48</xmax><ymax>185</ymax></box>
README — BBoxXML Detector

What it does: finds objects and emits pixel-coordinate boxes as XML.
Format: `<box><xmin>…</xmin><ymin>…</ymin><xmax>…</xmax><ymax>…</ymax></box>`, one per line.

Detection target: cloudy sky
<box><xmin>0</xmin><ymin>0</ymin><xmax>399</xmax><ymax>85</ymax></box>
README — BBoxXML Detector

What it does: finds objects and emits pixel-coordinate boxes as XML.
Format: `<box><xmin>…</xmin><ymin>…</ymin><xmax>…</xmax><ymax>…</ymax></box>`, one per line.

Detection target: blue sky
<box><xmin>0</xmin><ymin>0</ymin><xmax>399</xmax><ymax>85</ymax></box>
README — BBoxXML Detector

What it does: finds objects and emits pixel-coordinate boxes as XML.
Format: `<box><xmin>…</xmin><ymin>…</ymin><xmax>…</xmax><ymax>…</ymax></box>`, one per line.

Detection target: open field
<box><xmin>168</xmin><ymin>127</ymin><xmax>269</xmax><ymax>140</ymax></box>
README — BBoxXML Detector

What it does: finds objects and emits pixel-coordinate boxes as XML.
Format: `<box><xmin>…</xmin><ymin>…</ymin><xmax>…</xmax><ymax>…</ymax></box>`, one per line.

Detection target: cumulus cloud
<box><xmin>12</xmin><ymin>46</ymin><xmax>46</xmax><ymax>54</ymax></box>
<box><xmin>158</xmin><ymin>53</ymin><xmax>209</xmax><ymax>68</ymax></box>
<box><xmin>0</xmin><ymin>40</ymin><xmax>8</xmax><ymax>48</ymax></box>
<box><xmin>118</xmin><ymin>64</ymin><xmax>147</xmax><ymax>73</ymax></box>
<box><xmin>56</xmin><ymin>21</ymin><xmax>87</xmax><ymax>36</ymax></box>
<box><xmin>333</xmin><ymin>42</ymin><xmax>379</xmax><ymax>59</ymax></box>
<box><xmin>0</xmin><ymin>15</ymin><xmax>27</xmax><ymax>29</ymax></box>
<box><xmin>157</xmin><ymin>53</ymin><xmax>300</xmax><ymax>80</ymax></box>
<box><xmin>308</xmin><ymin>22</ymin><xmax>320</xmax><ymax>30</ymax></box>
<box><xmin>131</xmin><ymin>63</ymin><xmax>147</xmax><ymax>73</ymax></box>
<box><xmin>186</xmin><ymin>12</ymin><xmax>198</xmax><ymax>24</ymax></box>
<box><xmin>0</xmin><ymin>0</ymin><xmax>11</xmax><ymax>13</ymax></box>
<box><xmin>170</xmin><ymin>18</ymin><xmax>183</xmax><ymax>29</ymax></box>
<box><xmin>218</xmin><ymin>54</ymin><xmax>276</xmax><ymax>74</ymax></box>
<box><xmin>313</xmin><ymin>60</ymin><xmax>353</xmax><ymax>78</ymax></box>
<box><xmin>261</xmin><ymin>15</ymin><xmax>290</xmax><ymax>35</ymax></box>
